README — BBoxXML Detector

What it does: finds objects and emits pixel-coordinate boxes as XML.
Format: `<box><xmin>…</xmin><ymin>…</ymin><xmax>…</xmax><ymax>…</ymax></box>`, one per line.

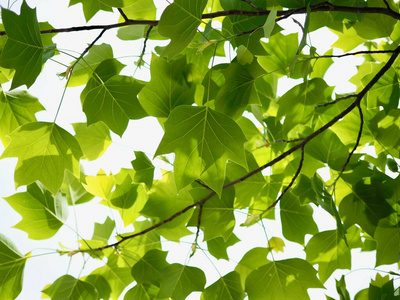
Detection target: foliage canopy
<box><xmin>1</xmin><ymin>0</ymin><xmax>400</xmax><ymax>299</ymax></box>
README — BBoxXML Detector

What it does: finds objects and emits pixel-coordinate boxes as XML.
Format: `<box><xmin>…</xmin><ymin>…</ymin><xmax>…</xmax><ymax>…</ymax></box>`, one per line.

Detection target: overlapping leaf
<box><xmin>157</xmin><ymin>264</ymin><xmax>206</xmax><ymax>300</ymax></box>
<box><xmin>156</xmin><ymin>105</ymin><xmax>247</xmax><ymax>195</ymax></box>
<box><xmin>42</xmin><ymin>275</ymin><xmax>98</xmax><ymax>300</ymax></box>
<box><xmin>1</xmin><ymin>122</ymin><xmax>82</xmax><ymax>194</ymax></box>
<box><xmin>158</xmin><ymin>0</ymin><xmax>208</xmax><ymax>59</ymax></box>
<box><xmin>0</xmin><ymin>89</ymin><xmax>44</xmax><ymax>146</ymax></box>
<box><xmin>69</xmin><ymin>0</ymin><xmax>113</xmax><ymax>21</ymax></box>
<box><xmin>73</xmin><ymin>122</ymin><xmax>111</xmax><ymax>160</ymax></box>
<box><xmin>138</xmin><ymin>55</ymin><xmax>195</xmax><ymax>118</ymax></box>
<box><xmin>203</xmin><ymin>271</ymin><xmax>245</xmax><ymax>300</ymax></box>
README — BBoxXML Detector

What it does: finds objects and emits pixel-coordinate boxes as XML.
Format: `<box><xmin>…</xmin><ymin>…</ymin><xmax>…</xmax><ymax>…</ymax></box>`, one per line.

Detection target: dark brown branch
<box><xmin>136</xmin><ymin>25</ymin><xmax>153</xmax><ymax>66</ymax></box>
<box><xmin>239</xmin><ymin>0</ymin><xmax>265</xmax><ymax>11</ymax></box>
<box><xmin>79</xmin><ymin>28</ymin><xmax>106</xmax><ymax>59</ymax></box>
<box><xmin>190</xmin><ymin>203</ymin><xmax>204</xmax><ymax>257</ymax></box>
<box><xmin>275</xmin><ymin>137</ymin><xmax>305</xmax><ymax>143</ymax></box>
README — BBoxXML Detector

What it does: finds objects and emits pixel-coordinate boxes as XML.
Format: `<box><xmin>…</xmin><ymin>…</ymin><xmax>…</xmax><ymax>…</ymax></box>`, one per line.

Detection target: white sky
<box><xmin>0</xmin><ymin>0</ymin><xmax>397</xmax><ymax>299</ymax></box>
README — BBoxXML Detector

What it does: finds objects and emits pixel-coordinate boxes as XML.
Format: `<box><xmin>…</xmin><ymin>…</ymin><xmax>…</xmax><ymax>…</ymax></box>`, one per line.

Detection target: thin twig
<box><xmin>190</xmin><ymin>203</ymin><xmax>204</xmax><ymax>257</ymax></box>
<box><xmin>195</xmin><ymin>179</ymin><xmax>213</xmax><ymax>190</ymax></box>
<box><xmin>333</xmin><ymin>103</ymin><xmax>364</xmax><ymax>185</ymax></box>
<box><xmin>239</xmin><ymin>0</ymin><xmax>265</xmax><ymax>11</ymax></box>
<box><xmin>136</xmin><ymin>25</ymin><xmax>153</xmax><ymax>66</ymax></box>
<box><xmin>312</xmin><ymin>49</ymin><xmax>396</xmax><ymax>59</ymax></box>
<box><xmin>315</xmin><ymin>94</ymin><xmax>357</xmax><ymax>108</ymax></box>
<box><xmin>263</xmin><ymin>145</ymin><xmax>305</xmax><ymax>213</ymax></box>
<box><xmin>118</xmin><ymin>8</ymin><xmax>129</xmax><ymax>22</ymax></box>
<box><xmin>275</xmin><ymin>137</ymin><xmax>305</xmax><ymax>143</ymax></box>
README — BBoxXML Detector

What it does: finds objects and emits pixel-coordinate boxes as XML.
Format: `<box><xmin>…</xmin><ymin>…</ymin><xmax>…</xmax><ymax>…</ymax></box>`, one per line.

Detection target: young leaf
<box><xmin>374</xmin><ymin>219</ymin><xmax>400</xmax><ymax>266</ymax></box>
<box><xmin>4</xmin><ymin>183</ymin><xmax>68</xmax><ymax>239</ymax></box>
<box><xmin>0</xmin><ymin>234</ymin><xmax>27</xmax><ymax>299</ymax></box>
<box><xmin>202</xmin><ymin>271</ymin><xmax>245</xmax><ymax>300</ymax></box>
<box><xmin>158</xmin><ymin>0</ymin><xmax>208</xmax><ymax>59</ymax></box>
<box><xmin>0</xmin><ymin>1</ymin><xmax>43</xmax><ymax>89</ymax></box>
<box><xmin>245</xmin><ymin>258</ymin><xmax>323</xmax><ymax>300</ymax></box>
<box><xmin>42</xmin><ymin>275</ymin><xmax>98</xmax><ymax>300</ymax></box>
<box><xmin>0</xmin><ymin>89</ymin><xmax>44</xmax><ymax>146</ymax></box>
<box><xmin>156</xmin><ymin>106</ymin><xmax>247</xmax><ymax>195</ymax></box>
<box><xmin>157</xmin><ymin>264</ymin><xmax>206</xmax><ymax>300</ymax></box>
<box><xmin>235</xmin><ymin>247</ymin><xmax>270</xmax><ymax>288</ymax></box>
<box><xmin>1</xmin><ymin>122</ymin><xmax>83</xmax><ymax>194</ymax></box>
<box><xmin>207</xmin><ymin>234</ymin><xmax>240</xmax><ymax>260</ymax></box>
<box><xmin>92</xmin><ymin>216</ymin><xmax>115</xmax><ymax>242</ymax></box>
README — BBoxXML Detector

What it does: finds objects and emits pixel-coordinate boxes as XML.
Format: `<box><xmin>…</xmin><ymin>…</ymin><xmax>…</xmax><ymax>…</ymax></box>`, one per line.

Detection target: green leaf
<box><xmin>42</xmin><ymin>275</ymin><xmax>98</xmax><ymax>300</ymax></box>
<box><xmin>131</xmin><ymin>249</ymin><xmax>169</xmax><ymax>285</ymax></box>
<box><xmin>207</xmin><ymin>234</ymin><xmax>240</xmax><ymax>260</ymax></box>
<box><xmin>158</xmin><ymin>0</ymin><xmax>208</xmax><ymax>59</ymax></box>
<box><xmin>336</xmin><ymin>275</ymin><xmax>351</xmax><ymax>300</ymax></box>
<box><xmin>307</xmin><ymin>129</ymin><xmax>349</xmax><ymax>170</ymax></box>
<box><xmin>124</xmin><ymin>283</ymin><xmax>158</xmax><ymax>300</ymax></box>
<box><xmin>69</xmin><ymin>0</ymin><xmax>113</xmax><ymax>21</ymax></box>
<box><xmin>374</xmin><ymin>219</ymin><xmax>400</xmax><ymax>266</ymax></box>
<box><xmin>263</xmin><ymin>8</ymin><xmax>277</xmax><ymax>38</ymax></box>
<box><xmin>0</xmin><ymin>1</ymin><xmax>44</xmax><ymax>89</ymax></box>
<box><xmin>141</xmin><ymin>172</ymin><xmax>193</xmax><ymax>240</ymax></box>
<box><xmin>0</xmin><ymin>89</ymin><xmax>44</xmax><ymax>146</ymax></box>
<box><xmin>157</xmin><ymin>264</ymin><xmax>206</xmax><ymax>300</ymax></box>
<box><xmin>110</xmin><ymin>177</ymin><xmax>139</xmax><ymax>209</ymax></box>
<box><xmin>90</xmin><ymin>255</ymin><xmax>133</xmax><ymax>299</ymax></box>
<box><xmin>4</xmin><ymin>182</ymin><xmax>68</xmax><ymax>239</ymax></box>
<box><xmin>83</xmin><ymin>170</ymin><xmax>115</xmax><ymax>200</ymax></box>
<box><xmin>119</xmin><ymin>0</ymin><xmax>156</xmax><ymax>20</ymax></box>
<box><xmin>73</xmin><ymin>122</ymin><xmax>111</xmax><ymax>160</ymax></box>
<box><xmin>98</xmin><ymin>0</ymin><xmax>139</xmax><ymax>7</ymax></box>
<box><xmin>305</xmin><ymin>230</ymin><xmax>351</xmax><ymax>283</ymax></box>
<box><xmin>191</xmin><ymin>187</ymin><xmax>236</xmax><ymax>241</ymax></box>
<box><xmin>277</xmin><ymin>78</ymin><xmax>330</xmax><ymax>133</ymax></box>
<box><xmin>268</xmin><ymin>237</ymin><xmax>285</xmax><ymax>253</ymax></box>
<box><xmin>83</xmin><ymin>274</ymin><xmax>111</xmax><ymax>300</ymax></box>
<box><xmin>61</xmin><ymin>171</ymin><xmax>95</xmax><ymax>205</ymax></box>
<box><xmin>235</xmin><ymin>247</ymin><xmax>270</xmax><ymax>288</ymax></box>
<box><xmin>215</xmin><ymin>61</ymin><xmax>265</xmax><ymax>120</ymax></box>
<box><xmin>202</xmin><ymin>271</ymin><xmax>245</xmax><ymax>300</ymax></box>
<box><xmin>138</xmin><ymin>54</ymin><xmax>195</xmax><ymax>118</ymax></box>
<box><xmin>280</xmin><ymin>192</ymin><xmax>318</xmax><ymax>244</ymax></box>
<box><xmin>258</xmin><ymin>32</ymin><xmax>298</xmax><ymax>76</ymax></box>
<box><xmin>66</xmin><ymin>43</ymin><xmax>114</xmax><ymax>86</ymax></box>
<box><xmin>0</xmin><ymin>234</ymin><xmax>27</xmax><ymax>299</ymax></box>
<box><xmin>131</xmin><ymin>151</ymin><xmax>154</xmax><ymax>189</ymax></box>
<box><xmin>83</xmin><ymin>75</ymin><xmax>147</xmax><ymax>136</ymax></box>
<box><xmin>156</xmin><ymin>106</ymin><xmax>247</xmax><ymax>195</ymax></box>
<box><xmin>339</xmin><ymin>178</ymin><xmax>394</xmax><ymax>236</ymax></box>
<box><xmin>92</xmin><ymin>216</ymin><xmax>115</xmax><ymax>242</ymax></box>
<box><xmin>1</xmin><ymin>122</ymin><xmax>83</xmax><ymax>194</ymax></box>
<box><xmin>245</xmin><ymin>258</ymin><xmax>323</xmax><ymax>300</ymax></box>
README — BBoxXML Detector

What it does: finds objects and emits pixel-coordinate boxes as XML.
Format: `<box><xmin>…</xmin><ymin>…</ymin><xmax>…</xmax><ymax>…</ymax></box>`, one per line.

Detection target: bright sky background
<box><xmin>0</xmin><ymin>0</ymin><xmax>396</xmax><ymax>299</ymax></box>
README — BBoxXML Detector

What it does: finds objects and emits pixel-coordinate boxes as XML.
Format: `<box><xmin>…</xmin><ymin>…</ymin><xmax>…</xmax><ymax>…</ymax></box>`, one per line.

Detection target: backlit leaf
<box><xmin>202</xmin><ymin>271</ymin><xmax>245</xmax><ymax>300</ymax></box>
<box><xmin>4</xmin><ymin>183</ymin><xmax>68</xmax><ymax>239</ymax></box>
<box><xmin>0</xmin><ymin>234</ymin><xmax>27</xmax><ymax>299</ymax></box>
<box><xmin>131</xmin><ymin>151</ymin><xmax>154</xmax><ymax>189</ymax></box>
<box><xmin>73</xmin><ymin>122</ymin><xmax>111</xmax><ymax>160</ymax></box>
<box><xmin>158</xmin><ymin>0</ymin><xmax>208</xmax><ymax>59</ymax></box>
<box><xmin>156</xmin><ymin>106</ymin><xmax>247</xmax><ymax>195</ymax></box>
<box><xmin>0</xmin><ymin>2</ymin><xmax>44</xmax><ymax>89</ymax></box>
<box><xmin>1</xmin><ymin>122</ymin><xmax>82</xmax><ymax>194</ymax></box>
<box><xmin>245</xmin><ymin>258</ymin><xmax>323</xmax><ymax>300</ymax></box>
<box><xmin>42</xmin><ymin>275</ymin><xmax>98</xmax><ymax>300</ymax></box>
<box><xmin>69</xmin><ymin>0</ymin><xmax>113</xmax><ymax>21</ymax></box>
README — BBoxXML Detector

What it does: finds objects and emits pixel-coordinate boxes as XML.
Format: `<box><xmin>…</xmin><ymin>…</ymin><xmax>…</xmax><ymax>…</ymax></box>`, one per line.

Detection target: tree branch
<box><xmin>312</xmin><ymin>49</ymin><xmax>396</xmax><ymax>59</ymax></box>
<box><xmin>118</xmin><ymin>8</ymin><xmax>129</xmax><ymax>22</ymax></box>
<box><xmin>70</xmin><ymin>43</ymin><xmax>400</xmax><ymax>255</ymax></box>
